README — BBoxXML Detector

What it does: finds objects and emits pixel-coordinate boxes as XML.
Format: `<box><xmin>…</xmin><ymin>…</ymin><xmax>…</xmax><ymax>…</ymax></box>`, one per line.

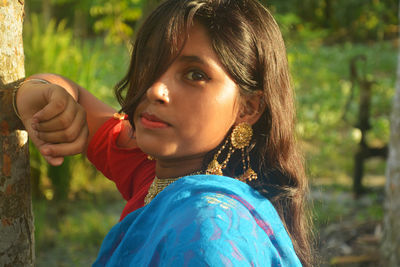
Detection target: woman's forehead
<box><xmin>171</xmin><ymin>24</ymin><xmax>234</xmax><ymax>80</ymax></box>
<box><xmin>181</xmin><ymin>24</ymin><xmax>214</xmax><ymax>57</ymax></box>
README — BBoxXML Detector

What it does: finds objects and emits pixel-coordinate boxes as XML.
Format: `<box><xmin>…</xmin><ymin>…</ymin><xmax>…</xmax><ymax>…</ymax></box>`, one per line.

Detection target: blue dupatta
<box><xmin>93</xmin><ymin>175</ymin><xmax>302</xmax><ymax>266</ymax></box>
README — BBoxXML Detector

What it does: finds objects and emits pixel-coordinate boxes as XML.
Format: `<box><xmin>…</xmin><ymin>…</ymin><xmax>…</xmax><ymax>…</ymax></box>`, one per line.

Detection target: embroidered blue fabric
<box><xmin>93</xmin><ymin>175</ymin><xmax>302</xmax><ymax>266</ymax></box>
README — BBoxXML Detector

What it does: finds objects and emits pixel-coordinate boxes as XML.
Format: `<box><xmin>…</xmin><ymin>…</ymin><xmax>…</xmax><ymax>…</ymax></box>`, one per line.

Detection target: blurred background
<box><xmin>23</xmin><ymin>0</ymin><xmax>398</xmax><ymax>266</ymax></box>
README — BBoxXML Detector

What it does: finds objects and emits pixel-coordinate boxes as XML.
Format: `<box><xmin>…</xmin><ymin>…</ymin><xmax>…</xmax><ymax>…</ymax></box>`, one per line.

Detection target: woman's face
<box><xmin>134</xmin><ymin>23</ymin><xmax>240</xmax><ymax>166</ymax></box>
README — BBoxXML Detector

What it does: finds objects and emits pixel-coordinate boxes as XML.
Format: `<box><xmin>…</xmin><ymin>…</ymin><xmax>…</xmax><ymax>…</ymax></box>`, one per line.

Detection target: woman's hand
<box><xmin>17</xmin><ymin>80</ymin><xmax>89</xmax><ymax>166</ymax></box>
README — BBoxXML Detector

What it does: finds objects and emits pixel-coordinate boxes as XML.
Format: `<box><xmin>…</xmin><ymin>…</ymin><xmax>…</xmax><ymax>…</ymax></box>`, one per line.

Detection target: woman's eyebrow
<box><xmin>177</xmin><ymin>55</ymin><xmax>208</xmax><ymax>66</ymax></box>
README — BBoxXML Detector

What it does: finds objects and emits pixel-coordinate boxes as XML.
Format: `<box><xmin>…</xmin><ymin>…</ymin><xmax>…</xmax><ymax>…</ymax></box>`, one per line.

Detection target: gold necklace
<box><xmin>144</xmin><ymin>172</ymin><xmax>202</xmax><ymax>205</ymax></box>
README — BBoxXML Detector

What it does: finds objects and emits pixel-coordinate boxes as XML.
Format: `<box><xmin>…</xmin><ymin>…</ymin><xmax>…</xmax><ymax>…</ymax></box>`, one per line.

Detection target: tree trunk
<box><xmin>381</xmin><ymin>2</ymin><xmax>400</xmax><ymax>265</ymax></box>
<box><xmin>324</xmin><ymin>0</ymin><xmax>332</xmax><ymax>28</ymax></box>
<box><xmin>41</xmin><ymin>0</ymin><xmax>51</xmax><ymax>25</ymax></box>
<box><xmin>0</xmin><ymin>1</ymin><xmax>34</xmax><ymax>266</ymax></box>
<box><xmin>74</xmin><ymin>9</ymin><xmax>88</xmax><ymax>39</ymax></box>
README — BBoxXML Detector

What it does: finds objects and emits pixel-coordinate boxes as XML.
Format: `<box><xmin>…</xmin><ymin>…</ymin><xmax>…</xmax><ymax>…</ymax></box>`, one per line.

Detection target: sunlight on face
<box><xmin>134</xmin><ymin>23</ymin><xmax>240</xmax><ymax>163</ymax></box>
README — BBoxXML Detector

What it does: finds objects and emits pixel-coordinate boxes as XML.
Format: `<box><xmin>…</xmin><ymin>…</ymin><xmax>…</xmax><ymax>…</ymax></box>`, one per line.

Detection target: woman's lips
<box><xmin>140</xmin><ymin>112</ymin><xmax>170</xmax><ymax>129</ymax></box>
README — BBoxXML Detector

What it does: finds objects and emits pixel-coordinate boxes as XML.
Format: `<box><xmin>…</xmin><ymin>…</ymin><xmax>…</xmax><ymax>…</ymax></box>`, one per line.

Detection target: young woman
<box><xmin>16</xmin><ymin>0</ymin><xmax>312</xmax><ymax>265</ymax></box>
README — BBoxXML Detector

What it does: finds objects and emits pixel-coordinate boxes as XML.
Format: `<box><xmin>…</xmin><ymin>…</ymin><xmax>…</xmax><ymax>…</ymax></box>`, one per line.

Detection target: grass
<box><xmin>34</xmin><ymin>184</ymin><xmax>124</xmax><ymax>266</ymax></box>
<box><xmin>310</xmin><ymin>171</ymin><xmax>386</xmax><ymax>244</ymax></box>
<box><xmin>24</xmin><ymin>14</ymin><xmax>129</xmax><ymax>108</ymax></box>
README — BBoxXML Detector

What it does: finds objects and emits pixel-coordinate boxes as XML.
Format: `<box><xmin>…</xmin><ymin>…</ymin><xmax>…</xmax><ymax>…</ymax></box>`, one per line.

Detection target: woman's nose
<box><xmin>146</xmin><ymin>81</ymin><xmax>170</xmax><ymax>104</ymax></box>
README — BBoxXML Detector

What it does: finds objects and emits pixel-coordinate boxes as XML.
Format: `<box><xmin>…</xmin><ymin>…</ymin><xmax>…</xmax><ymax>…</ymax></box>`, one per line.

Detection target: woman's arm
<box><xmin>28</xmin><ymin>73</ymin><xmax>116</xmax><ymax>141</ymax></box>
<box><xmin>16</xmin><ymin>73</ymin><xmax>136</xmax><ymax>165</ymax></box>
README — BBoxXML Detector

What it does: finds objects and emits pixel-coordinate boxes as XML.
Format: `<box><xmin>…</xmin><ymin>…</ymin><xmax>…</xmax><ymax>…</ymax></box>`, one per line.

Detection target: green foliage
<box><xmin>265</xmin><ymin>0</ymin><xmax>397</xmax><ymax>43</ymax></box>
<box><xmin>47</xmin><ymin>157</ymin><xmax>72</xmax><ymax>200</ymax></box>
<box><xmin>24</xmin><ymin>12</ymin><xmax>129</xmax><ymax>106</ymax></box>
<box><xmin>28</xmin><ymin>0</ymin><xmax>397</xmax><ymax>44</ymax></box>
<box><xmin>24</xmin><ymin>13</ymin><xmax>128</xmax><ymax>102</ymax></box>
<box><xmin>312</xmin><ymin>186</ymin><xmax>384</xmax><ymax>230</ymax></box>
<box><xmin>275</xmin><ymin>13</ymin><xmax>329</xmax><ymax>45</ymax></box>
<box><xmin>90</xmin><ymin>0</ymin><xmax>143</xmax><ymax>44</ymax></box>
<box><xmin>24</xmin><ymin>14</ymin><xmax>129</xmax><ymax>201</ymax></box>
<box><xmin>289</xmin><ymin>41</ymin><xmax>396</xmax><ymax>180</ymax></box>
<box><xmin>34</xmin><ymin>195</ymin><xmax>124</xmax><ymax>266</ymax></box>
<box><xmin>24</xmin><ymin>15</ymin><xmax>78</xmax><ymax>76</ymax></box>
<box><xmin>312</xmin><ymin>195</ymin><xmax>352</xmax><ymax>228</ymax></box>
<box><xmin>58</xmin><ymin>208</ymin><xmax>116</xmax><ymax>248</ymax></box>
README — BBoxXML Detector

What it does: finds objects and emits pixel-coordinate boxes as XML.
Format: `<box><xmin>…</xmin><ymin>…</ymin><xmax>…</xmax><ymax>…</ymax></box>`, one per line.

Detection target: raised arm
<box><xmin>16</xmin><ymin>73</ymin><xmax>136</xmax><ymax>165</ymax></box>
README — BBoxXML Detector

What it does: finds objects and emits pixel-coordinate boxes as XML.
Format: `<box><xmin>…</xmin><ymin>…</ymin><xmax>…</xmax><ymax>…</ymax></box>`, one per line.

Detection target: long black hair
<box><xmin>115</xmin><ymin>1</ymin><xmax>313</xmax><ymax>265</ymax></box>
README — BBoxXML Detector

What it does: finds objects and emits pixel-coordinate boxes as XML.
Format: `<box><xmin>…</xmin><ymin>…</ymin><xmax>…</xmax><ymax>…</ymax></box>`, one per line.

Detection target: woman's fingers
<box><xmin>33</xmin><ymin>96</ymin><xmax>78</xmax><ymax>132</ymax></box>
<box><xmin>43</xmin><ymin>155</ymin><xmax>65</xmax><ymax>166</ymax></box>
<box><xmin>30</xmin><ymin>85</ymin><xmax>89</xmax><ymax>145</ymax></box>
<box><xmin>17</xmin><ymin>81</ymin><xmax>88</xmax><ymax>165</ymax></box>
<box><xmin>24</xmin><ymin>87</ymin><xmax>89</xmax><ymax>163</ymax></box>
<box><xmin>32</xmin><ymin>88</ymin><xmax>67</xmax><ymax>122</ymax></box>
<box><xmin>35</xmin><ymin>106</ymin><xmax>86</xmax><ymax>143</ymax></box>
<box><xmin>38</xmin><ymin>125</ymin><xmax>89</xmax><ymax>158</ymax></box>
<box><xmin>24</xmin><ymin>118</ymin><xmax>66</xmax><ymax>166</ymax></box>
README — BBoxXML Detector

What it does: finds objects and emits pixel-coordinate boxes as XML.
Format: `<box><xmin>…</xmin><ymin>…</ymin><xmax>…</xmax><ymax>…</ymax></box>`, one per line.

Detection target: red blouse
<box><xmin>87</xmin><ymin>115</ymin><xmax>156</xmax><ymax>220</ymax></box>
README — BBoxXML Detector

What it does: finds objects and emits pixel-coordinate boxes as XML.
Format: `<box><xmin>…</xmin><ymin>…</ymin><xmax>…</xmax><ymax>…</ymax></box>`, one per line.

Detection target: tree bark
<box><xmin>74</xmin><ymin>9</ymin><xmax>88</xmax><ymax>39</ymax></box>
<box><xmin>381</xmin><ymin>2</ymin><xmax>400</xmax><ymax>265</ymax></box>
<box><xmin>41</xmin><ymin>0</ymin><xmax>51</xmax><ymax>25</ymax></box>
<box><xmin>0</xmin><ymin>1</ymin><xmax>34</xmax><ymax>266</ymax></box>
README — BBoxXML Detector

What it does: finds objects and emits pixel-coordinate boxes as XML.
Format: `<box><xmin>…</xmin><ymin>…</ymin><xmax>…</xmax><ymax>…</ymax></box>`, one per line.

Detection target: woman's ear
<box><xmin>235</xmin><ymin>91</ymin><xmax>265</xmax><ymax>125</ymax></box>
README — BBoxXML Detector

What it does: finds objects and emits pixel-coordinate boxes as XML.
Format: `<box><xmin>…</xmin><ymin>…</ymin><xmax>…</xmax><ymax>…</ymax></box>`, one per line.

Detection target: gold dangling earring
<box><xmin>206</xmin><ymin>122</ymin><xmax>258</xmax><ymax>182</ymax></box>
<box><xmin>205</xmin><ymin>137</ymin><xmax>229</xmax><ymax>176</ymax></box>
<box><xmin>230</xmin><ymin>122</ymin><xmax>258</xmax><ymax>182</ymax></box>
<box><xmin>147</xmin><ymin>155</ymin><xmax>155</xmax><ymax>161</ymax></box>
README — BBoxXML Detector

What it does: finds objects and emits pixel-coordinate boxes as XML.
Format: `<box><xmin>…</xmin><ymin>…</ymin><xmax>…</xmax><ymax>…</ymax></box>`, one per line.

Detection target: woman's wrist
<box><xmin>27</xmin><ymin>73</ymin><xmax>80</xmax><ymax>102</ymax></box>
<box><xmin>13</xmin><ymin>78</ymin><xmax>50</xmax><ymax>120</ymax></box>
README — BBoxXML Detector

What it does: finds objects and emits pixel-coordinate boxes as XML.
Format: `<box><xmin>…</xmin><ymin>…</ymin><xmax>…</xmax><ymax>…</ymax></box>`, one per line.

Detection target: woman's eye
<box><xmin>185</xmin><ymin>70</ymin><xmax>209</xmax><ymax>81</ymax></box>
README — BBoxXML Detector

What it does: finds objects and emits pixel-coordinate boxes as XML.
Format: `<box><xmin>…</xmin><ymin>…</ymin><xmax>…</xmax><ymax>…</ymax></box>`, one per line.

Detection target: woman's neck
<box><xmin>155</xmin><ymin>154</ymin><xmax>205</xmax><ymax>179</ymax></box>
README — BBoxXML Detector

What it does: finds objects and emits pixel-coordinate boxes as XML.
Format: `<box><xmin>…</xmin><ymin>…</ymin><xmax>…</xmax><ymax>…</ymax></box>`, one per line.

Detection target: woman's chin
<box><xmin>137</xmin><ymin>142</ymin><xmax>178</xmax><ymax>159</ymax></box>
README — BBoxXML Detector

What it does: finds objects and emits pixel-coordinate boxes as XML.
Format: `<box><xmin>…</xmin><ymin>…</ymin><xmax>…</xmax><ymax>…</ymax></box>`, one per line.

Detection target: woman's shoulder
<box><xmin>149</xmin><ymin>175</ymin><xmax>302</xmax><ymax>266</ymax></box>
<box><xmin>162</xmin><ymin>175</ymin><xmax>274</xmax><ymax>209</ymax></box>
<box><xmin>95</xmin><ymin>175</ymin><xmax>302</xmax><ymax>266</ymax></box>
<box><xmin>167</xmin><ymin>175</ymin><xmax>285</xmax><ymax>229</ymax></box>
<box><xmin>151</xmin><ymin>175</ymin><xmax>290</xmax><ymax>241</ymax></box>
